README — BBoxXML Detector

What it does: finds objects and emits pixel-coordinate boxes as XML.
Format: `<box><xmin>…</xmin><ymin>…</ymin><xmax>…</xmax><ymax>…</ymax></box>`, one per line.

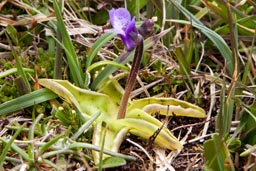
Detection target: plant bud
<box><xmin>138</xmin><ymin>19</ymin><xmax>154</xmax><ymax>39</ymax></box>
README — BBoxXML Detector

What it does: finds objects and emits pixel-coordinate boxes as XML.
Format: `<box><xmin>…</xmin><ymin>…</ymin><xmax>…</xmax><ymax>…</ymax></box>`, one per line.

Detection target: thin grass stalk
<box><xmin>224</xmin><ymin>1</ymin><xmax>239</xmax><ymax>134</ymax></box>
<box><xmin>40</xmin><ymin>116</ymin><xmax>52</xmax><ymax>135</ymax></box>
<box><xmin>68</xmin><ymin>0</ymin><xmax>88</xmax><ymax>20</ymax></box>
<box><xmin>98</xmin><ymin>123</ymin><xmax>108</xmax><ymax>171</ymax></box>
<box><xmin>27</xmin><ymin>113</ymin><xmax>44</xmax><ymax>160</ymax></box>
<box><xmin>4</xmin><ymin>157</ymin><xmax>21</xmax><ymax>164</ymax></box>
<box><xmin>174</xmin><ymin>47</ymin><xmax>194</xmax><ymax>93</ymax></box>
<box><xmin>218</xmin><ymin>80</ymin><xmax>226</xmax><ymax>136</ymax></box>
<box><xmin>5</xmin><ymin>33</ymin><xmax>31</xmax><ymax>93</ymax></box>
<box><xmin>87</xmin><ymin>61</ymin><xmax>129</xmax><ymax>73</ymax></box>
<box><xmin>0</xmin><ymin>138</ymin><xmax>32</xmax><ymax>162</ymax></box>
<box><xmin>53</xmin><ymin>0</ymin><xmax>84</xmax><ymax>87</ymax></box>
<box><xmin>68</xmin><ymin>142</ymin><xmax>136</xmax><ymax>161</ymax></box>
<box><xmin>169</xmin><ymin>0</ymin><xmax>234</xmax><ymax>75</ymax></box>
<box><xmin>87</xmin><ymin>34</ymin><xmax>116</xmax><ymax>68</ymax></box>
<box><xmin>135</xmin><ymin>0</ymin><xmax>140</xmax><ymax>21</ymax></box>
<box><xmin>43</xmin><ymin>159</ymin><xmax>64</xmax><ymax>170</ymax></box>
<box><xmin>0</xmin><ymin>68</ymin><xmax>33</xmax><ymax>78</ymax></box>
<box><xmin>54</xmin><ymin>30</ymin><xmax>62</xmax><ymax>79</ymax></box>
<box><xmin>240</xmin><ymin>33</ymin><xmax>256</xmax><ymax>84</ymax></box>
<box><xmin>90</xmin><ymin>51</ymin><xmax>131</xmax><ymax>90</ymax></box>
<box><xmin>241</xmin><ymin>48</ymin><xmax>252</xmax><ymax>85</ymax></box>
<box><xmin>72</xmin><ymin>111</ymin><xmax>101</xmax><ymax>140</ymax></box>
<box><xmin>0</xmin><ymin>126</ymin><xmax>24</xmax><ymax>167</ymax></box>
<box><xmin>42</xmin><ymin>149</ymin><xmax>82</xmax><ymax>159</ymax></box>
<box><xmin>38</xmin><ymin>134</ymin><xmax>65</xmax><ymax>156</ymax></box>
<box><xmin>47</xmin><ymin>36</ymin><xmax>55</xmax><ymax>57</ymax></box>
<box><xmin>5</xmin><ymin>126</ymin><xmax>41</xmax><ymax>136</ymax></box>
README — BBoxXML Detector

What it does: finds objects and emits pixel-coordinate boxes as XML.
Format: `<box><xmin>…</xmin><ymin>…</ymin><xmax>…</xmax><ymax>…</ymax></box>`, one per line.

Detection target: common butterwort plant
<box><xmin>37</xmin><ymin>8</ymin><xmax>206</xmax><ymax>165</ymax></box>
<box><xmin>0</xmin><ymin>7</ymin><xmax>206</xmax><ymax>167</ymax></box>
<box><xmin>105</xmin><ymin>8</ymin><xmax>154</xmax><ymax>119</ymax></box>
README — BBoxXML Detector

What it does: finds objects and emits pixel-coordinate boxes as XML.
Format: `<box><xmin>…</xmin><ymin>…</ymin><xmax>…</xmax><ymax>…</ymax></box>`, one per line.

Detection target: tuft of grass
<box><xmin>52</xmin><ymin>0</ymin><xmax>85</xmax><ymax>87</ymax></box>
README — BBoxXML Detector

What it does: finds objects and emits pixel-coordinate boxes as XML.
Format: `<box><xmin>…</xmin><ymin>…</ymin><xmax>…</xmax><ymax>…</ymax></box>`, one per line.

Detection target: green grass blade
<box><xmin>0</xmin><ymin>138</ymin><xmax>32</xmax><ymax>162</ymax></box>
<box><xmin>87</xmin><ymin>33</ymin><xmax>116</xmax><ymax>68</ymax></box>
<box><xmin>127</xmin><ymin>0</ymin><xmax>148</xmax><ymax>17</ymax></box>
<box><xmin>90</xmin><ymin>51</ymin><xmax>133</xmax><ymax>90</ymax></box>
<box><xmin>53</xmin><ymin>0</ymin><xmax>84</xmax><ymax>87</ymax></box>
<box><xmin>87</xmin><ymin>61</ymin><xmax>129</xmax><ymax>73</ymax></box>
<box><xmin>240</xmin><ymin>144</ymin><xmax>256</xmax><ymax>157</ymax></box>
<box><xmin>0</xmin><ymin>88</ymin><xmax>58</xmax><ymax>116</ymax></box>
<box><xmin>4</xmin><ymin>157</ymin><xmax>21</xmax><ymax>164</ymax></box>
<box><xmin>5</xmin><ymin>25</ymin><xmax>19</xmax><ymax>46</ymax></box>
<box><xmin>28</xmin><ymin>113</ymin><xmax>44</xmax><ymax>160</ymax></box>
<box><xmin>38</xmin><ymin>134</ymin><xmax>65</xmax><ymax>156</ymax></box>
<box><xmin>169</xmin><ymin>0</ymin><xmax>233</xmax><ymax>75</ymax></box>
<box><xmin>6</xmin><ymin>26</ymin><xmax>31</xmax><ymax>92</ymax></box>
<box><xmin>98</xmin><ymin>122</ymin><xmax>107</xmax><ymax>171</ymax></box>
<box><xmin>42</xmin><ymin>149</ymin><xmax>83</xmax><ymax>159</ymax></box>
<box><xmin>0</xmin><ymin>68</ymin><xmax>34</xmax><ymax>78</ymax></box>
<box><xmin>41</xmin><ymin>159</ymin><xmax>64</xmax><ymax>170</ymax></box>
<box><xmin>204</xmin><ymin>133</ymin><xmax>235</xmax><ymax>171</ymax></box>
<box><xmin>174</xmin><ymin>47</ymin><xmax>194</xmax><ymax>92</ymax></box>
<box><xmin>68</xmin><ymin>141</ymin><xmax>136</xmax><ymax>161</ymax></box>
<box><xmin>0</xmin><ymin>126</ymin><xmax>23</xmax><ymax>167</ymax></box>
<box><xmin>72</xmin><ymin>111</ymin><xmax>101</xmax><ymax>139</ymax></box>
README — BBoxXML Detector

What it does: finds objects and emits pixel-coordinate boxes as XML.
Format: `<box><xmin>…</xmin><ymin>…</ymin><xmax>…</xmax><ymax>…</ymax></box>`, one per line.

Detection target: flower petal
<box><xmin>104</xmin><ymin>28</ymin><xmax>124</xmax><ymax>35</ymax></box>
<box><xmin>109</xmin><ymin>8</ymin><xmax>131</xmax><ymax>32</ymax></box>
<box><xmin>125</xmin><ymin>16</ymin><xmax>136</xmax><ymax>35</ymax></box>
<box><xmin>120</xmin><ymin>17</ymin><xmax>137</xmax><ymax>51</ymax></box>
<box><xmin>120</xmin><ymin>34</ymin><xmax>136</xmax><ymax>51</ymax></box>
<box><xmin>107</xmin><ymin>8</ymin><xmax>138</xmax><ymax>51</ymax></box>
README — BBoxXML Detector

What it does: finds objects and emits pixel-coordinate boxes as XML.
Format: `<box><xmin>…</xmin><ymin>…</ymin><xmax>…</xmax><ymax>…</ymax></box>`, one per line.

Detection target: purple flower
<box><xmin>105</xmin><ymin>8</ymin><xmax>138</xmax><ymax>51</ymax></box>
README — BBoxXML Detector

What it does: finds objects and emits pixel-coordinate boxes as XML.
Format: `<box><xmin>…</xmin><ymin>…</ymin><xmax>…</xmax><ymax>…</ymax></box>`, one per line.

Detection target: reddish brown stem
<box><xmin>117</xmin><ymin>34</ymin><xmax>144</xmax><ymax>119</ymax></box>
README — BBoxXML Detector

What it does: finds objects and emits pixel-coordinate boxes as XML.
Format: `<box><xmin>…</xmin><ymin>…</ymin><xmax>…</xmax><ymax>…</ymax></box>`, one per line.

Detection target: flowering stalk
<box><xmin>117</xmin><ymin>34</ymin><xmax>144</xmax><ymax>119</ymax></box>
<box><xmin>105</xmin><ymin>8</ymin><xmax>154</xmax><ymax>119</ymax></box>
<box><xmin>117</xmin><ymin>21</ymin><xmax>154</xmax><ymax>119</ymax></box>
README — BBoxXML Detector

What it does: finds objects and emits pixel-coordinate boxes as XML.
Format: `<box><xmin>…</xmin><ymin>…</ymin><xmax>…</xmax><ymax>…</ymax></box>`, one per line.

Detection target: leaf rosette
<box><xmin>39</xmin><ymin>78</ymin><xmax>206</xmax><ymax>162</ymax></box>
